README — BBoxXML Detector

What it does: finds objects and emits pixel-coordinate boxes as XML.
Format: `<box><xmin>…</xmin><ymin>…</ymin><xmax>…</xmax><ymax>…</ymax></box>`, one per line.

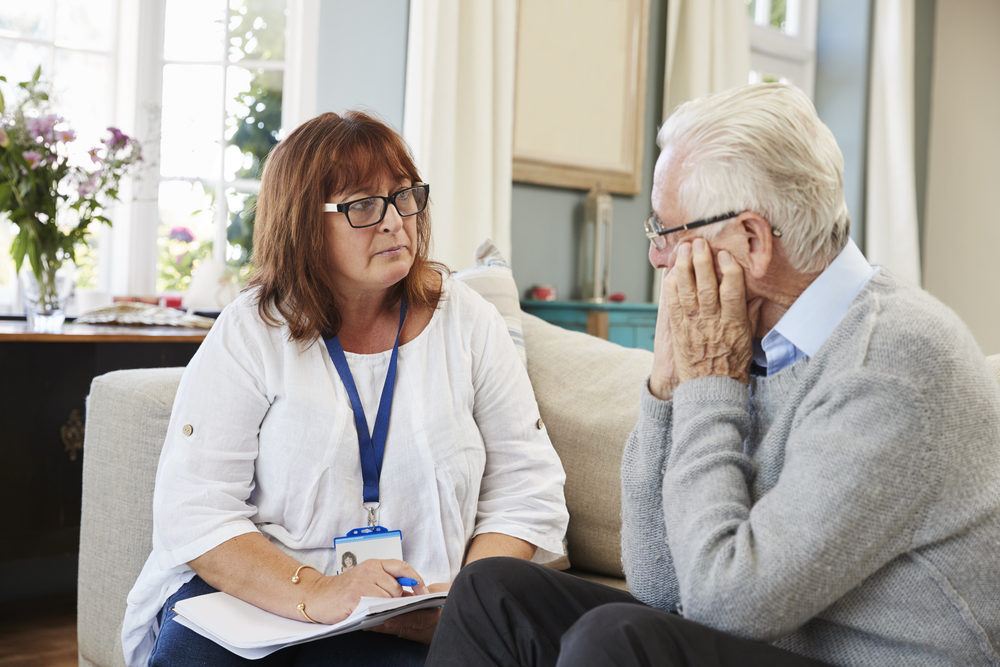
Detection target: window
<box><xmin>0</xmin><ymin>0</ymin><xmax>120</xmax><ymax>312</ymax></box>
<box><xmin>745</xmin><ymin>0</ymin><xmax>818</xmax><ymax>97</ymax></box>
<box><xmin>155</xmin><ymin>0</ymin><xmax>286</xmax><ymax>295</ymax></box>
<box><xmin>0</xmin><ymin>0</ymin><xmax>318</xmax><ymax>312</ymax></box>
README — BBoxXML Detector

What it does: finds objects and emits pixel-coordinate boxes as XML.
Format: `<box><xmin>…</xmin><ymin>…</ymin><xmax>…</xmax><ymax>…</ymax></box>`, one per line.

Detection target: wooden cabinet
<box><xmin>520</xmin><ymin>301</ymin><xmax>657</xmax><ymax>351</ymax></box>
<box><xmin>0</xmin><ymin>322</ymin><xmax>206</xmax><ymax>602</ymax></box>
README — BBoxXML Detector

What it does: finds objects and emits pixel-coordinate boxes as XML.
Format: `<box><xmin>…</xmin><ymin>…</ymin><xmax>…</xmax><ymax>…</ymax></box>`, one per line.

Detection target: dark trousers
<box><xmin>425</xmin><ymin>558</ymin><xmax>833</xmax><ymax>667</ymax></box>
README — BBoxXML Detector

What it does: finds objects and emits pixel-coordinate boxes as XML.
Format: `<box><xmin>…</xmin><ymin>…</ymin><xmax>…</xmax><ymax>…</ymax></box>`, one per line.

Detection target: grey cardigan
<box><xmin>622</xmin><ymin>270</ymin><xmax>1000</xmax><ymax>666</ymax></box>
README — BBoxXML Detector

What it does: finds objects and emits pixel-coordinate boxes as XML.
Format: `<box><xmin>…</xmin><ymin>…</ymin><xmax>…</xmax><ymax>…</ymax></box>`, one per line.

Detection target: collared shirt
<box><xmin>753</xmin><ymin>238</ymin><xmax>879</xmax><ymax>375</ymax></box>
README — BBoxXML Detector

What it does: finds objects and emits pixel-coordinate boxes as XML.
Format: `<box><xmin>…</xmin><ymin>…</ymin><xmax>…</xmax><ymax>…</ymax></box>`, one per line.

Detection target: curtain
<box><xmin>865</xmin><ymin>0</ymin><xmax>921</xmax><ymax>285</ymax></box>
<box><xmin>403</xmin><ymin>0</ymin><xmax>516</xmax><ymax>272</ymax></box>
<box><xmin>654</xmin><ymin>0</ymin><xmax>750</xmax><ymax>299</ymax></box>
<box><xmin>663</xmin><ymin>0</ymin><xmax>750</xmax><ymax>121</ymax></box>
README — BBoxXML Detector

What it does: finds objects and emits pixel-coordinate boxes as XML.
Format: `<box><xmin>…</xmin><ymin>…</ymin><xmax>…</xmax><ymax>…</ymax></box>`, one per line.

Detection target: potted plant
<box><xmin>0</xmin><ymin>67</ymin><xmax>142</xmax><ymax>331</ymax></box>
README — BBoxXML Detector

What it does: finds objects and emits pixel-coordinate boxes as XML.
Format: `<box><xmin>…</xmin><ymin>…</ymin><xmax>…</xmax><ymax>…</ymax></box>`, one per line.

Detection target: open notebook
<box><xmin>172</xmin><ymin>590</ymin><xmax>448</xmax><ymax>660</ymax></box>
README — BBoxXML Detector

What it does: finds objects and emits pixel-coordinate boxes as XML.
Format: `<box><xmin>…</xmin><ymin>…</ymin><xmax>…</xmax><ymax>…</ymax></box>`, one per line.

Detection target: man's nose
<box><xmin>648</xmin><ymin>238</ymin><xmax>674</xmax><ymax>270</ymax></box>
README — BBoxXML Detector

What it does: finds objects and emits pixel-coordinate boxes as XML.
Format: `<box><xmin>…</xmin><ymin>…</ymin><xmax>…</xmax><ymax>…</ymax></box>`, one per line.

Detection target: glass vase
<box><xmin>19</xmin><ymin>255</ymin><xmax>76</xmax><ymax>333</ymax></box>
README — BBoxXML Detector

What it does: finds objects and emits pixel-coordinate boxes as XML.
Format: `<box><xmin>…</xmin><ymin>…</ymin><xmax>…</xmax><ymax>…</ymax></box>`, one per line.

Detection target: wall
<box><xmin>315</xmin><ymin>0</ymin><xmax>410</xmax><ymax>130</ymax></box>
<box><xmin>510</xmin><ymin>0</ymin><xmax>668</xmax><ymax>303</ymax></box>
<box><xmin>923</xmin><ymin>0</ymin><xmax>1000</xmax><ymax>354</ymax></box>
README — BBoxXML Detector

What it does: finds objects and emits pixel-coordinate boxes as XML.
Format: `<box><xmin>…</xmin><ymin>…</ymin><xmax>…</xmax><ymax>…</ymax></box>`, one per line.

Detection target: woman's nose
<box><xmin>379</xmin><ymin>203</ymin><xmax>404</xmax><ymax>233</ymax></box>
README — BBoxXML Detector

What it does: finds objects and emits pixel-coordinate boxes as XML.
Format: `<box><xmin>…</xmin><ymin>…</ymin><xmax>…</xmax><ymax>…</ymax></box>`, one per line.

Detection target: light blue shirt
<box><xmin>754</xmin><ymin>238</ymin><xmax>878</xmax><ymax>375</ymax></box>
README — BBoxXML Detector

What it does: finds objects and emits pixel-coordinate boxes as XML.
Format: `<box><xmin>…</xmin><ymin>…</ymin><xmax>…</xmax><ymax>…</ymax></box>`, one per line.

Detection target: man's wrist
<box><xmin>648</xmin><ymin>375</ymin><xmax>676</xmax><ymax>401</ymax></box>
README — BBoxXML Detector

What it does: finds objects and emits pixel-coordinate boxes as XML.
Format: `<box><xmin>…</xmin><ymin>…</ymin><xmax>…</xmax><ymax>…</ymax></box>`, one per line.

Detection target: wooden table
<box><xmin>0</xmin><ymin>322</ymin><xmax>207</xmax><ymax>603</ymax></box>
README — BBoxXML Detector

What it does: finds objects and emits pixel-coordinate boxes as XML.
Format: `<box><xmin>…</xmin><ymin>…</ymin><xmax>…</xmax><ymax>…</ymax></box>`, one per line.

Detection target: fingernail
<box><xmin>679</xmin><ymin>243</ymin><xmax>691</xmax><ymax>257</ymax></box>
<box><xmin>718</xmin><ymin>250</ymin><xmax>732</xmax><ymax>265</ymax></box>
<box><xmin>693</xmin><ymin>238</ymin><xmax>706</xmax><ymax>253</ymax></box>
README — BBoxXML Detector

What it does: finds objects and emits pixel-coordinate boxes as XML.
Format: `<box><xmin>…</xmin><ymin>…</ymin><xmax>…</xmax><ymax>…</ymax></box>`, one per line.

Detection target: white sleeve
<box><xmin>150</xmin><ymin>303</ymin><xmax>273</xmax><ymax>569</ymax></box>
<box><xmin>469</xmin><ymin>302</ymin><xmax>569</xmax><ymax>562</ymax></box>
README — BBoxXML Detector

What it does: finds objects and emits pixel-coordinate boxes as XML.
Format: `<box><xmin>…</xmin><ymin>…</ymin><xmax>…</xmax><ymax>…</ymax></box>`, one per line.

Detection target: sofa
<box><xmin>77</xmin><ymin>311</ymin><xmax>653</xmax><ymax>666</ymax></box>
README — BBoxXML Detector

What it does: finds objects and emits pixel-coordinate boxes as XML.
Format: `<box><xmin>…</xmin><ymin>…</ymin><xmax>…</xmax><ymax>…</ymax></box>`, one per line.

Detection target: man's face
<box><xmin>648</xmin><ymin>148</ymin><xmax>740</xmax><ymax>277</ymax></box>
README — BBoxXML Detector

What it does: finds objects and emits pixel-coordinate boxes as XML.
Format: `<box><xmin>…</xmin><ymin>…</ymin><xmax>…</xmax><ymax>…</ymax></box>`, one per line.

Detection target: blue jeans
<box><xmin>149</xmin><ymin>576</ymin><xmax>429</xmax><ymax>667</ymax></box>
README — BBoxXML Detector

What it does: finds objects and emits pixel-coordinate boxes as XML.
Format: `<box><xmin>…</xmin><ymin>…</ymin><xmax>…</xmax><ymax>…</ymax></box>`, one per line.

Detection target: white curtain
<box><xmin>865</xmin><ymin>0</ymin><xmax>921</xmax><ymax>286</ymax></box>
<box><xmin>654</xmin><ymin>0</ymin><xmax>749</xmax><ymax>299</ymax></box>
<box><xmin>403</xmin><ymin>0</ymin><xmax>516</xmax><ymax>272</ymax></box>
<box><xmin>663</xmin><ymin>0</ymin><xmax>750</xmax><ymax>121</ymax></box>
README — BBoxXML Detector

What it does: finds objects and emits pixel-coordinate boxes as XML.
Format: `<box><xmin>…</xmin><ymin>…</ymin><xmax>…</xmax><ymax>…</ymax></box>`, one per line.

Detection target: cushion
<box><xmin>522</xmin><ymin>312</ymin><xmax>653</xmax><ymax>579</ymax></box>
<box><xmin>451</xmin><ymin>239</ymin><xmax>527</xmax><ymax>366</ymax></box>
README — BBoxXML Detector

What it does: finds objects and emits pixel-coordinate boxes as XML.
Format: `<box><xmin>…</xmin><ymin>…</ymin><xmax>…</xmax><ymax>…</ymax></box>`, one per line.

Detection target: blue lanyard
<box><xmin>324</xmin><ymin>297</ymin><xmax>407</xmax><ymax>506</ymax></box>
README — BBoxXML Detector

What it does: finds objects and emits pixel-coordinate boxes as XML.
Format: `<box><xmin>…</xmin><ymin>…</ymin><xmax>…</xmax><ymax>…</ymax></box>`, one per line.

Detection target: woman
<box><xmin>122</xmin><ymin>111</ymin><xmax>569</xmax><ymax>666</ymax></box>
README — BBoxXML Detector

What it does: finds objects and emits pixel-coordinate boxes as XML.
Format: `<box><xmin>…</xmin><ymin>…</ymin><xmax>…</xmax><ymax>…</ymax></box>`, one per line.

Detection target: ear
<box><xmin>738</xmin><ymin>212</ymin><xmax>774</xmax><ymax>280</ymax></box>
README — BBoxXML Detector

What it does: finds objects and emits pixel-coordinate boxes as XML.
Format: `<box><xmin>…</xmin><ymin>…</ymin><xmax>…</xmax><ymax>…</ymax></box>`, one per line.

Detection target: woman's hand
<box><xmin>369</xmin><ymin>582</ymin><xmax>451</xmax><ymax>644</ymax></box>
<box><xmin>301</xmin><ymin>558</ymin><xmax>428</xmax><ymax>625</ymax></box>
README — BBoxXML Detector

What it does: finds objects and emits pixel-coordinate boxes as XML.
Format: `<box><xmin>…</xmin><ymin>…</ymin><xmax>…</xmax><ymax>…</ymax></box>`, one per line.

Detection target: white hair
<box><xmin>657</xmin><ymin>83</ymin><xmax>850</xmax><ymax>273</ymax></box>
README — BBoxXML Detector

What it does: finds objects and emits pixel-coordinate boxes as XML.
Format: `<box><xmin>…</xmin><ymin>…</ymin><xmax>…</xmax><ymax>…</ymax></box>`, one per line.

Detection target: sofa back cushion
<box><xmin>522</xmin><ymin>312</ymin><xmax>653</xmax><ymax>578</ymax></box>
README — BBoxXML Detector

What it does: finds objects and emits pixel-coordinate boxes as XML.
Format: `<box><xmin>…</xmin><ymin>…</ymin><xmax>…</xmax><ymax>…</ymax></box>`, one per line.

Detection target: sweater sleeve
<box><xmin>620</xmin><ymin>377</ymin><xmax>681</xmax><ymax>611</ymax></box>
<box><xmin>664</xmin><ymin>370</ymin><xmax>933</xmax><ymax>640</ymax></box>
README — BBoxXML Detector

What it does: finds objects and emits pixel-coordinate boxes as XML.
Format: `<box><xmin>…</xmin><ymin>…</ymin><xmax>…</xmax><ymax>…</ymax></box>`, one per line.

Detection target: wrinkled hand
<box><xmin>369</xmin><ymin>582</ymin><xmax>451</xmax><ymax>644</ymax></box>
<box><xmin>663</xmin><ymin>239</ymin><xmax>761</xmax><ymax>386</ymax></box>
<box><xmin>303</xmin><ymin>559</ymin><xmax>428</xmax><ymax>625</ymax></box>
<box><xmin>650</xmin><ymin>267</ymin><xmax>680</xmax><ymax>401</ymax></box>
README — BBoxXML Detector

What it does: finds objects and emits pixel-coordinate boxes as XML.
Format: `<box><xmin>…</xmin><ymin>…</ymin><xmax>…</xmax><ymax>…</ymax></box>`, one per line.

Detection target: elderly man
<box><xmin>421</xmin><ymin>83</ymin><xmax>1000</xmax><ymax>666</ymax></box>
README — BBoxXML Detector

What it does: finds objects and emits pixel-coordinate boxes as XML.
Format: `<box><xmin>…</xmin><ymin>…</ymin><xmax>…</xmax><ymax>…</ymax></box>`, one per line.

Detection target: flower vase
<box><xmin>19</xmin><ymin>255</ymin><xmax>76</xmax><ymax>333</ymax></box>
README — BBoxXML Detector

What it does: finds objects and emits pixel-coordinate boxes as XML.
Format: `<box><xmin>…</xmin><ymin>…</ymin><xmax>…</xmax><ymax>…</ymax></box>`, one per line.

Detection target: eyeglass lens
<box><xmin>644</xmin><ymin>217</ymin><xmax>666</xmax><ymax>251</ymax></box>
<box><xmin>346</xmin><ymin>186</ymin><xmax>428</xmax><ymax>227</ymax></box>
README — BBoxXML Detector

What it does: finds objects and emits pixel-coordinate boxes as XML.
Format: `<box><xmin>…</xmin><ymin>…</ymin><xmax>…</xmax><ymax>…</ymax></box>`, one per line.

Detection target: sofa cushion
<box><xmin>451</xmin><ymin>239</ymin><xmax>527</xmax><ymax>366</ymax></box>
<box><xmin>522</xmin><ymin>312</ymin><xmax>653</xmax><ymax>579</ymax></box>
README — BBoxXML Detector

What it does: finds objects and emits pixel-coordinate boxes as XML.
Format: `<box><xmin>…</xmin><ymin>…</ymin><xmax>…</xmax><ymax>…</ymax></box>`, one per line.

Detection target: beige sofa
<box><xmin>77</xmin><ymin>312</ymin><xmax>651</xmax><ymax>666</ymax></box>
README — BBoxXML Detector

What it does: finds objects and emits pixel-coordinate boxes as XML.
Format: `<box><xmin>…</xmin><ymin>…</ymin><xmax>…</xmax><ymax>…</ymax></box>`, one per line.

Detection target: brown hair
<box><xmin>248</xmin><ymin>110</ymin><xmax>445</xmax><ymax>342</ymax></box>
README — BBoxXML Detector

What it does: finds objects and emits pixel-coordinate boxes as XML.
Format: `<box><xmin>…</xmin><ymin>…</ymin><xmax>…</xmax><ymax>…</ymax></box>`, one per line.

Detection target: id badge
<box><xmin>334</xmin><ymin>525</ymin><xmax>403</xmax><ymax>574</ymax></box>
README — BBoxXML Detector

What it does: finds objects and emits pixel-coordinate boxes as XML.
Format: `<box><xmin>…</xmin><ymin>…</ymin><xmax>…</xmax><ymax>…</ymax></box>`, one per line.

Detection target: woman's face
<box><xmin>325</xmin><ymin>177</ymin><xmax>419</xmax><ymax>299</ymax></box>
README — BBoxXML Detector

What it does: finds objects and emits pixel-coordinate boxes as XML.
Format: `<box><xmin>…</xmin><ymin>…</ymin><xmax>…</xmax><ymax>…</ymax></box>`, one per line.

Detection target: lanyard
<box><xmin>324</xmin><ymin>297</ymin><xmax>407</xmax><ymax>510</ymax></box>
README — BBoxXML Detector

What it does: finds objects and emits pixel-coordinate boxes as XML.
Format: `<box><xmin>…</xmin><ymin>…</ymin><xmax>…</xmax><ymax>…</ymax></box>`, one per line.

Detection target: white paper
<box><xmin>172</xmin><ymin>591</ymin><xmax>447</xmax><ymax>659</ymax></box>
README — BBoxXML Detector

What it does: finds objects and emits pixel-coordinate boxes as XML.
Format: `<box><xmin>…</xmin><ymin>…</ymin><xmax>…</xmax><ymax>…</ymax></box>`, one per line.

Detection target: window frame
<box><xmin>748</xmin><ymin>0</ymin><xmax>818</xmax><ymax>98</ymax></box>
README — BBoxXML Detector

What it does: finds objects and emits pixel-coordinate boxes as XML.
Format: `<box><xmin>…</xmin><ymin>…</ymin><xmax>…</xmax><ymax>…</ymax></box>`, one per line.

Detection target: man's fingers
<box><xmin>672</xmin><ymin>242</ymin><xmax>700</xmax><ymax>316</ymax></box>
<box><xmin>717</xmin><ymin>250</ymin><xmax>748</xmax><ymax>322</ymax></box>
<box><xmin>691</xmin><ymin>238</ymin><xmax>720</xmax><ymax>315</ymax></box>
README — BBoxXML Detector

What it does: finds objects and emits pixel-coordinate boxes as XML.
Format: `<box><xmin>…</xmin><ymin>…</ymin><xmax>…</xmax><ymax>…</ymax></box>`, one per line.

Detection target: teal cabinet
<box><xmin>521</xmin><ymin>301</ymin><xmax>657</xmax><ymax>352</ymax></box>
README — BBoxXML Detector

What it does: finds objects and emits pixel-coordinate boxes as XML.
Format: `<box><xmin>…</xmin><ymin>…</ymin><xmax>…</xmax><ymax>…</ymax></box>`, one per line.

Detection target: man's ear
<box><xmin>740</xmin><ymin>212</ymin><xmax>774</xmax><ymax>280</ymax></box>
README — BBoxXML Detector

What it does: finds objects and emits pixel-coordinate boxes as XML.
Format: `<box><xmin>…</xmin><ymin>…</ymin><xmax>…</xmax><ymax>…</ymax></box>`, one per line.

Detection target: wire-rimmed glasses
<box><xmin>324</xmin><ymin>183</ymin><xmax>430</xmax><ymax>228</ymax></box>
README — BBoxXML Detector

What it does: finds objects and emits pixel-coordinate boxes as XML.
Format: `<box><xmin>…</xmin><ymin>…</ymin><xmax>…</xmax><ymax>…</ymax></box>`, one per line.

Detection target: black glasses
<box><xmin>644</xmin><ymin>210</ymin><xmax>781</xmax><ymax>251</ymax></box>
<box><xmin>323</xmin><ymin>183</ymin><xmax>430</xmax><ymax>228</ymax></box>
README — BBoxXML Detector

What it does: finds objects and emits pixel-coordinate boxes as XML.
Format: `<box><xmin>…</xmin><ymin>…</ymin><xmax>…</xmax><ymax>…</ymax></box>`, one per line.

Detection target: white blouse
<box><xmin>121</xmin><ymin>276</ymin><xmax>569</xmax><ymax>666</ymax></box>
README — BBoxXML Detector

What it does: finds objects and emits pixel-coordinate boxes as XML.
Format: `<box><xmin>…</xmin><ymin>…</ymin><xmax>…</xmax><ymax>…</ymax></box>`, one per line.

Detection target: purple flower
<box><xmin>57</xmin><ymin>128</ymin><xmax>76</xmax><ymax>143</ymax></box>
<box><xmin>26</xmin><ymin>115</ymin><xmax>62</xmax><ymax>144</ymax></box>
<box><xmin>0</xmin><ymin>127</ymin><xmax>8</xmax><ymax>148</ymax></box>
<box><xmin>103</xmin><ymin>126</ymin><xmax>130</xmax><ymax>151</ymax></box>
<box><xmin>23</xmin><ymin>150</ymin><xmax>43</xmax><ymax>170</ymax></box>
<box><xmin>169</xmin><ymin>226</ymin><xmax>195</xmax><ymax>243</ymax></box>
<box><xmin>78</xmin><ymin>175</ymin><xmax>99</xmax><ymax>197</ymax></box>
<box><xmin>87</xmin><ymin>147</ymin><xmax>102</xmax><ymax>164</ymax></box>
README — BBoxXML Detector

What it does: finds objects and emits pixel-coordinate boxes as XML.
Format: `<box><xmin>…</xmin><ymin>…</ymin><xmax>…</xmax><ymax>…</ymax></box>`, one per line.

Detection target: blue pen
<box><xmin>396</xmin><ymin>577</ymin><xmax>419</xmax><ymax>587</ymax></box>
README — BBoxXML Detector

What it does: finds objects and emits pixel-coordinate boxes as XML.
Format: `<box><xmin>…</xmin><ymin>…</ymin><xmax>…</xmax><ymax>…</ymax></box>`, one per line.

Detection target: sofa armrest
<box><xmin>78</xmin><ymin>368</ymin><xmax>184</xmax><ymax>667</ymax></box>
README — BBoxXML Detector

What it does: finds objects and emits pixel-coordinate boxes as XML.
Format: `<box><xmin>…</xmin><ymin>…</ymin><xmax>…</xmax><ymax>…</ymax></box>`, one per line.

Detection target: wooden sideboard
<box><xmin>0</xmin><ymin>322</ymin><xmax>207</xmax><ymax>602</ymax></box>
<box><xmin>520</xmin><ymin>300</ymin><xmax>657</xmax><ymax>352</ymax></box>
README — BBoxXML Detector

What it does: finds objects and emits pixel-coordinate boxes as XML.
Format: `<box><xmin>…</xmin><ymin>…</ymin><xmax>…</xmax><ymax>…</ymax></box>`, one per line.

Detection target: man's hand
<box><xmin>369</xmin><ymin>582</ymin><xmax>451</xmax><ymax>644</ymax></box>
<box><xmin>663</xmin><ymin>239</ymin><xmax>761</xmax><ymax>386</ymax></box>
<box><xmin>650</xmin><ymin>267</ymin><xmax>680</xmax><ymax>400</ymax></box>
